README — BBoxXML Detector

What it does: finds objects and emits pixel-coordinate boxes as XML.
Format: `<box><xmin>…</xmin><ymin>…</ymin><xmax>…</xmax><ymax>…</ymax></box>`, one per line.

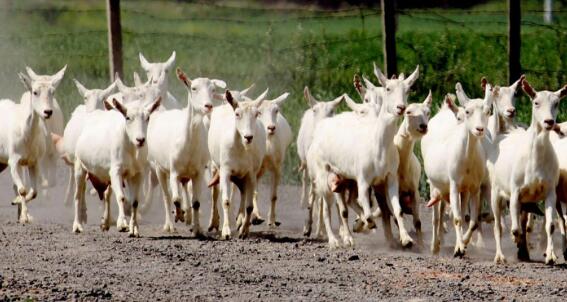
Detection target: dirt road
<box><xmin>0</xmin><ymin>168</ymin><xmax>566</xmax><ymax>301</ymax></box>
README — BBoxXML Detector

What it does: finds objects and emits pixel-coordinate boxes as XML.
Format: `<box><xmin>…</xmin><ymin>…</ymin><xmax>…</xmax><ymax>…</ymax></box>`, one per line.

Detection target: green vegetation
<box><xmin>0</xmin><ymin>0</ymin><xmax>566</xmax><ymax>188</ymax></box>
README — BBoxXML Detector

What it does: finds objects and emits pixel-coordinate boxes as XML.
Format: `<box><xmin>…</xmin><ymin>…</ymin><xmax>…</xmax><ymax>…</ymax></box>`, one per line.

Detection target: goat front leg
<box><xmin>100</xmin><ymin>187</ymin><xmax>112</xmax><ymax>231</ymax></box>
<box><xmin>110</xmin><ymin>167</ymin><xmax>128</xmax><ymax>232</ymax></box>
<box><xmin>181</xmin><ymin>181</ymin><xmax>192</xmax><ymax>226</ymax></box>
<box><xmin>387</xmin><ymin>176</ymin><xmax>413</xmax><ymax>248</ymax></box>
<box><xmin>190</xmin><ymin>174</ymin><xmax>205</xmax><ymax>238</ymax></box>
<box><xmin>431</xmin><ymin>201</ymin><xmax>442</xmax><ymax>254</ymax></box>
<box><xmin>9</xmin><ymin>157</ymin><xmax>27</xmax><ymax>207</ymax></box>
<box><xmin>238</xmin><ymin>175</ymin><xmax>255</xmax><ymax>239</ymax></box>
<box><xmin>267</xmin><ymin>169</ymin><xmax>281</xmax><ymax>228</ymax></box>
<box><xmin>356</xmin><ymin>180</ymin><xmax>376</xmax><ymax>230</ymax></box>
<box><xmin>220</xmin><ymin>171</ymin><xmax>233</xmax><ymax>240</ymax></box>
<box><xmin>72</xmin><ymin>161</ymin><xmax>87</xmax><ymax>233</ymax></box>
<box><xmin>412</xmin><ymin>190</ymin><xmax>423</xmax><ymax>246</ymax></box>
<box><xmin>156</xmin><ymin>169</ymin><xmax>175</xmax><ymax>233</ymax></box>
<box><xmin>450</xmin><ymin>181</ymin><xmax>465</xmax><ymax>257</ymax></box>
<box><xmin>491</xmin><ymin>187</ymin><xmax>506</xmax><ymax>264</ymax></box>
<box><xmin>128</xmin><ymin>174</ymin><xmax>143</xmax><ymax>237</ymax></box>
<box><xmin>169</xmin><ymin>171</ymin><xmax>184</xmax><ymax>223</ymax></box>
<box><xmin>555</xmin><ymin>200</ymin><xmax>567</xmax><ymax>261</ymax></box>
<box><xmin>544</xmin><ymin>191</ymin><xmax>557</xmax><ymax>265</ymax></box>
<box><xmin>322</xmin><ymin>191</ymin><xmax>340</xmax><ymax>249</ymax></box>
<box><xmin>463</xmin><ymin>189</ymin><xmax>481</xmax><ymax>246</ymax></box>
<box><xmin>336</xmin><ymin>191</ymin><xmax>354</xmax><ymax>247</ymax></box>
<box><xmin>208</xmin><ymin>183</ymin><xmax>220</xmax><ymax>233</ymax></box>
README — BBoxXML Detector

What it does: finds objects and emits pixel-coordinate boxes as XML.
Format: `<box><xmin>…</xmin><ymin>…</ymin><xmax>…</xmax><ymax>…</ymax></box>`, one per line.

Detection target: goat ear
<box><xmin>225</xmin><ymin>90</ymin><xmax>238</xmax><ymax>110</ymax></box>
<box><xmin>555</xmin><ymin>84</ymin><xmax>567</xmax><ymax>100</ymax></box>
<box><xmin>480</xmin><ymin>77</ymin><xmax>488</xmax><ymax>92</ymax></box>
<box><xmin>253</xmin><ymin>88</ymin><xmax>269</xmax><ymax>107</ymax></box>
<box><xmin>240</xmin><ymin>83</ymin><xmax>255</xmax><ymax>96</ymax></box>
<box><xmin>484</xmin><ymin>83</ymin><xmax>494</xmax><ymax>108</ymax></box>
<box><xmin>511</xmin><ymin>74</ymin><xmax>525</xmax><ymax>91</ymax></box>
<box><xmin>164</xmin><ymin>51</ymin><xmax>176</xmax><ymax>70</ymax></box>
<box><xmin>51</xmin><ymin>65</ymin><xmax>67</xmax><ymax>88</ymax></box>
<box><xmin>444</xmin><ymin>94</ymin><xmax>459</xmax><ymax>115</ymax></box>
<box><xmin>521</xmin><ymin>78</ymin><xmax>537</xmax><ymax>99</ymax></box>
<box><xmin>112</xmin><ymin>98</ymin><xmax>128</xmax><ymax>117</ymax></box>
<box><xmin>330</xmin><ymin>94</ymin><xmax>345</xmax><ymax>109</ymax></box>
<box><xmin>343</xmin><ymin>93</ymin><xmax>359</xmax><ymax>111</ymax></box>
<box><xmin>139</xmin><ymin>53</ymin><xmax>151</xmax><ymax>71</ymax></box>
<box><xmin>212</xmin><ymin>79</ymin><xmax>226</xmax><ymax>89</ymax></box>
<box><xmin>101</xmin><ymin>81</ymin><xmax>117</xmax><ymax>99</ymax></box>
<box><xmin>398</xmin><ymin>73</ymin><xmax>405</xmax><ymax>80</ymax></box>
<box><xmin>353</xmin><ymin>75</ymin><xmax>366</xmax><ymax>97</ymax></box>
<box><xmin>390</xmin><ymin>74</ymin><xmax>397</xmax><ymax>80</ymax></box>
<box><xmin>423</xmin><ymin>90</ymin><xmax>433</xmax><ymax>108</ymax></box>
<box><xmin>176</xmin><ymin>67</ymin><xmax>191</xmax><ymax>88</ymax></box>
<box><xmin>272</xmin><ymin>92</ymin><xmax>290</xmax><ymax>107</ymax></box>
<box><xmin>133</xmin><ymin>72</ymin><xmax>143</xmax><ymax>86</ymax></box>
<box><xmin>303</xmin><ymin>86</ymin><xmax>317</xmax><ymax>108</ymax></box>
<box><xmin>362</xmin><ymin>76</ymin><xmax>376</xmax><ymax>90</ymax></box>
<box><xmin>73</xmin><ymin>79</ymin><xmax>88</xmax><ymax>97</ymax></box>
<box><xmin>146</xmin><ymin>96</ymin><xmax>162</xmax><ymax>114</ymax></box>
<box><xmin>455</xmin><ymin>82</ymin><xmax>470</xmax><ymax>106</ymax></box>
<box><xmin>25</xmin><ymin>66</ymin><xmax>40</xmax><ymax>81</ymax></box>
<box><xmin>373</xmin><ymin>62</ymin><xmax>388</xmax><ymax>86</ymax></box>
<box><xmin>403</xmin><ymin>65</ymin><xmax>420</xmax><ymax>87</ymax></box>
<box><xmin>103</xmin><ymin>98</ymin><xmax>114</xmax><ymax>111</ymax></box>
<box><xmin>18</xmin><ymin>72</ymin><xmax>32</xmax><ymax>91</ymax></box>
<box><xmin>115</xmin><ymin>75</ymin><xmax>129</xmax><ymax>93</ymax></box>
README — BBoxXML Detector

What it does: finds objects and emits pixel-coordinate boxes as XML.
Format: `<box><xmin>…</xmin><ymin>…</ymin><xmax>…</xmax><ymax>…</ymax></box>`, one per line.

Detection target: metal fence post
<box><xmin>381</xmin><ymin>0</ymin><xmax>397</xmax><ymax>77</ymax></box>
<box><xmin>508</xmin><ymin>0</ymin><xmax>521</xmax><ymax>84</ymax></box>
<box><xmin>107</xmin><ymin>0</ymin><xmax>123</xmax><ymax>82</ymax></box>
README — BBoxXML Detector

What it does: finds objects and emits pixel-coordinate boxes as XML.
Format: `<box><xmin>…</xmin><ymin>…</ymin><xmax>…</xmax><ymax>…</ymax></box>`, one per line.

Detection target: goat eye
<box><xmin>235</xmin><ymin>112</ymin><xmax>241</xmax><ymax>118</ymax></box>
<box><xmin>126</xmin><ymin>116</ymin><xmax>131</xmax><ymax>121</ymax></box>
<box><xmin>33</xmin><ymin>91</ymin><xmax>39</xmax><ymax>96</ymax></box>
<box><xmin>465</xmin><ymin>110</ymin><xmax>470</xmax><ymax>115</ymax></box>
<box><xmin>534</xmin><ymin>102</ymin><xmax>540</xmax><ymax>106</ymax></box>
<box><xmin>191</xmin><ymin>87</ymin><xmax>197</xmax><ymax>91</ymax></box>
<box><xmin>386</xmin><ymin>88</ymin><xmax>391</xmax><ymax>92</ymax></box>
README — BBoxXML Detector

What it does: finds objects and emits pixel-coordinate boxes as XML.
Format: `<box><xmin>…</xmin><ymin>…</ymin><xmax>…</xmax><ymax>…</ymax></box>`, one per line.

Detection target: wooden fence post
<box><xmin>107</xmin><ymin>0</ymin><xmax>123</xmax><ymax>82</ymax></box>
<box><xmin>508</xmin><ymin>0</ymin><xmax>521</xmax><ymax>84</ymax></box>
<box><xmin>381</xmin><ymin>0</ymin><xmax>397</xmax><ymax>77</ymax></box>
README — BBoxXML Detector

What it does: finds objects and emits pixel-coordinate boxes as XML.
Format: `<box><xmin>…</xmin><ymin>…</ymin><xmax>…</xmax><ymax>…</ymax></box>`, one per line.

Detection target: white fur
<box><xmin>307</xmin><ymin>66</ymin><xmax>420</xmax><ymax>249</ymax></box>
<box><xmin>488</xmin><ymin>80</ymin><xmax>567</xmax><ymax>264</ymax></box>
<box><xmin>72</xmin><ymin>97</ymin><xmax>161</xmax><ymax>236</ymax></box>
<box><xmin>208</xmin><ymin>90</ymin><xmax>267</xmax><ymax>240</ymax></box>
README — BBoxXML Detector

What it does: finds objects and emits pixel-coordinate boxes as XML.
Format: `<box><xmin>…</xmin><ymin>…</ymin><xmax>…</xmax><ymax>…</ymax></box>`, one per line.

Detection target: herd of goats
<box><xmin>2</xmin><ymin>51</ymin><xmax>567</xmax><ymax>266</ymax></box>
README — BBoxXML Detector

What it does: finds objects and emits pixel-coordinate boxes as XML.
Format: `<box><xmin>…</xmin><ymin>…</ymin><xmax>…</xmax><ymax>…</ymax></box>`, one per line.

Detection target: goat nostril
<box><xmin>136</xmin><ymin>138</ymin><xmax>146</xmax><ymax>145</ymax></box>
<box><xmin>476</xmin><ymin>127</ymin><xmax>484</xmax><ymax>132</ymax></box>
<box><xmin>44</xmin><ymin>110</ymin><xmax>53</xmax><ymax>116</ymax></box>
<box><xmin>268</xmin><ymin>126</ymin><xmax>276</xmax><ymax>131</ymax></box>
<box><xmin>244</xmin><ymin>135</ymin><xmax>253</xmax><ymax>142</ymax></box>
<box><xmin>544</xmin><ymin>119</ymin><xmax>555</xmax><ymax>125</ymax></box>
<box><xmin>205</xmin><ymin>104</ymin><xmax>213</xmax><ymax>110</ymax></box>
<box><xmin>420</xmin><ymin>124</ymin><xmax>427</xmax><ymax>130</ymax></box>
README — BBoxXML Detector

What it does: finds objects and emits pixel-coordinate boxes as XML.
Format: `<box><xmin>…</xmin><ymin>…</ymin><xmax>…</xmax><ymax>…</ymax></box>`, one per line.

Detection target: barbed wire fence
<box><xmin>0</xmin><ymin>1</ymin><xmax>566</xmax><ymax>184</ymax></box>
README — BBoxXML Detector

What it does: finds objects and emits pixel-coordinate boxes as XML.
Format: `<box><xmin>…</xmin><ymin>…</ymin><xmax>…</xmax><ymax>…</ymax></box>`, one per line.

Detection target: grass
<box><xmin>0</xmin><ymin>0</ymin><xmax>566</xmax><ymax>188</ymax></box>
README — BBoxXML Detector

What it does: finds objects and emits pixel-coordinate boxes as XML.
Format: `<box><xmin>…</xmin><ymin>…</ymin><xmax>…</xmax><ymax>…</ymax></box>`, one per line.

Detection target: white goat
<box><xmin>73</xmin><ymin>96</ymin><xmax>161</xmax><ymax>235</ymax></box>
<box><xmin>60</xmin><ymin>80</ymin><xmax>116</xmax><ymax>207</ymax></box>
<box><xmin>308</xmin><ymin>66</ymin><xmax>420</xmax><ymax>249</ymax></box>
<box><xmin>207</xmin><ymin>90</ymin><xmax>267</xmax><ymax>240</ymax></box>
<box><xmin>489</xmin><ymin>79</ymin><xmax>567</xmax><ymax>265</ymax></box>
<box><xmin>21</xmin><ymin>66</ymin><xmax>66</xmax><ymax>188</ymax></box>
<box><xmin>139</xmin><ymin>51</ymin><xmax>182</xmax><ymax>109</ymax></box>
<box><xmin>0</xmin><ymin>71</ymin><xmax>60</xmax><ymax>223</ymax></box>
<box><xmin>297</xmin><ymin>87</ymin><xmax>344</xmax><ymax>237</ymax></box>
<box><xmin>147</xmin><ymin>68</ymin><xmax>223</xmax><ymax>235</ymax></box>
<box><xmin>250</xmin><ymin>92</ymin><xmax>292</xmax><ymax>228</ymax></box>
<box><xmin>423</xmin><ymin>83</ymin><xmax>494</xmax><ymax>257</ymax></box>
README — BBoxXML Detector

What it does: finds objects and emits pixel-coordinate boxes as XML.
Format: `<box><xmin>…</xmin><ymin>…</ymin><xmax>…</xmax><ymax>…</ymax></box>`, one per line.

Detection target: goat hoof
<box><xmin>207</xmin><ymin>225</ymin><xmax>218</xmax><ymax>233</ymax></box>
<box><xmin>303</xmin><ymin>226</ymin><xmax>312</xmax><ymax>238</ymax></box>
<box><xmin>401</xmin><ymin>239</ymin><xmax>414</xmax><ymax>249</ymax></box>
<box><xmin>328</xmin><ymin>238</ymin><xmax>340</xmax><ymax>250</ymax></box>
<box><xmin>72</xmin><ymin>222</ymin><xmax>83</xmax><ymax>233</ymax></box>
<box><xmin>453</xmin><ymin>247</ymin><xmax>465</xmax><ymax>258</ymax></box>
<box><xmin>517</xmin><ymin>247</ymin><xmax>530</xmax><ymax>262</ymax></box>
<box><xmin>251</xmin><ymin>217</ymin><xmax>265</xmax><ymax>225</ymax></box>
<box><xmin>275</xmin><ymin>221</ymin><xmax>281</xmax><ymax>226</ymax></box>
<box><xmin>352</xmin><ymin>219</ymin><xmax>364</xmax><ymax>233</ymax></box>
<box><xmin>494</xmin><ymin>253</ymin><xmax>507</xmax><ymax>264</ymax></box>
<box><xmin>545</xmin><ymin>251</ymin><xmax>557</xmax><ymax>265</ymax></box>
<box><xmin>100</xmin><ymin>223</ymin><xmax>110</xmax><ymax>232</ymax></box>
